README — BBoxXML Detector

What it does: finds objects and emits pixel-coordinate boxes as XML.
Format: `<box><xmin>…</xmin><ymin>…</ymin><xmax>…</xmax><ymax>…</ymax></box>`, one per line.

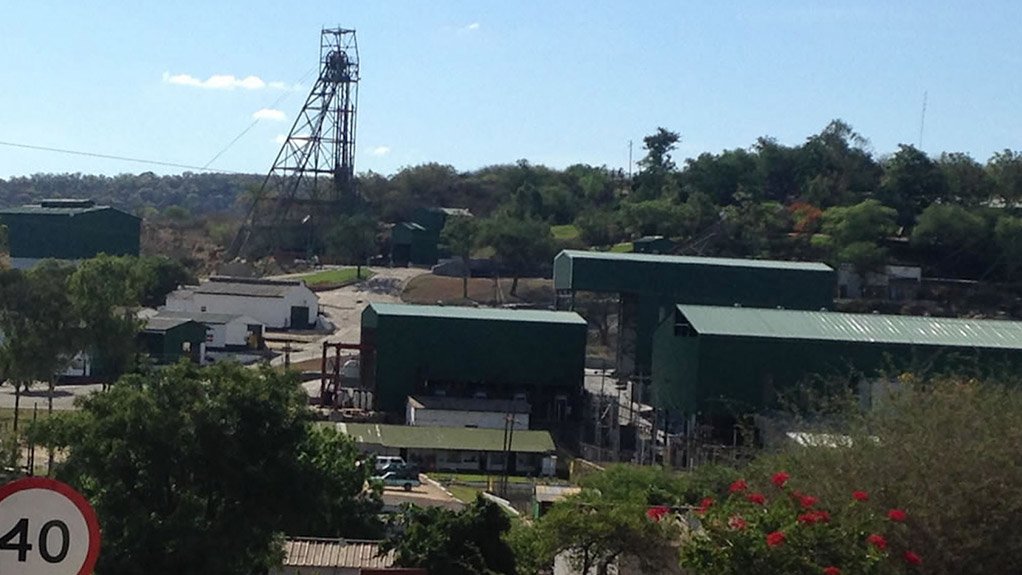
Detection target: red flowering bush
<box><xmin>680</xmin><ymin>472</ymin><xmax>922</xmax><ymax>575</ymax></box>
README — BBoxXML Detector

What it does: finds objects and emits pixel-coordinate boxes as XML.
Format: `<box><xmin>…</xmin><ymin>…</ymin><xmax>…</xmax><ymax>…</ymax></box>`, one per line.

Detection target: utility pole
<box><xmin>628</xmin><ymin>140</ymin><xmax>633</xmax><ymax>180</ymax></box>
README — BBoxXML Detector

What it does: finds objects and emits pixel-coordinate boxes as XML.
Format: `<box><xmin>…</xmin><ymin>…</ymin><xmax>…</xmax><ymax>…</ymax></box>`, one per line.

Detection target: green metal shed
<box><xmin>652</xmin><ymin>304</ymin><xmax>1022</xmax><ymax>422</ymax></box>
<box><xmin>139</xmin><ymin>317</ymin><xmax>207</xmax><ymax>365</ymax></box>
<box><xmin>361</xmin><ymin>303</ymin><xmax>587</xmax><ymax>420</ymax></box>
<box><xmin>553</xmin><ymin>250</ymin><xmax>835</xmax><ymax>375</ymax></box>
<box><xmin>390</xmin><ymin>222</ymin><xmax>438</xmax><ymax>266</ymax></box>
<box><xmin>0</xmin><ymin>199</ymin><xmax>140</xmax><ymax>267</ymax></box>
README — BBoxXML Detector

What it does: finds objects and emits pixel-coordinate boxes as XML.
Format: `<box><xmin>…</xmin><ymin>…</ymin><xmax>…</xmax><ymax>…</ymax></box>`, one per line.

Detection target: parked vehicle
<box><xmin>373</xmin><ymin>471</ymin><xmax>421</xmax><ymax>491</ymax></box>
<box><xmin>374</xmin><ymin>455</ymin><xmax>405</xmax><ymax>473</ymax></box>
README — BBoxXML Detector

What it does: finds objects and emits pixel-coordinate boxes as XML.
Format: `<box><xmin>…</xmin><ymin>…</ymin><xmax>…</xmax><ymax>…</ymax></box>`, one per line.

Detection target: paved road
<box><xmin>380</xmin><ymin>474</ymin><xmax>466</xmax><ymax>511</ymax></box>
<box><xmin>0</xmin><ymin>383</ymin><xmax>104</xmax><ymax>411</ymax></box>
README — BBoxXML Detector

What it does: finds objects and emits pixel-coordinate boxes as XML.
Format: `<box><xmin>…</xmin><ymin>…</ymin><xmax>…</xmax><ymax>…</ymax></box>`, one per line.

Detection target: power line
<box><xmin>0</xmin><ymin>140</ymin><xmax>245</xmax><ymax>174</ymax></box>
<box><xmin>202</xmin><ymin>65</ymin><xmax>318</xmax><ymax>170</ymax></box>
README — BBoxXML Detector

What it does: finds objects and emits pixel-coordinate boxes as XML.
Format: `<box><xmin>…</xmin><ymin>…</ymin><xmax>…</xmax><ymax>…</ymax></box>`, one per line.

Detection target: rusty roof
<box><xmin>282</xmin><ymin>538</ymin><xmax>396</xmax><ymax>569</ymax></box>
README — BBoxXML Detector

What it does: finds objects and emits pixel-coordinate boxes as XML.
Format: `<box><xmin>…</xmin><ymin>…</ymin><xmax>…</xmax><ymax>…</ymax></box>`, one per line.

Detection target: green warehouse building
<box><xmin>360</xmin><ymin>303</ymin><xmax>587</xmax><ymax>425</ymax></box>
<box><xmin>652</xmin><ymin>304</ymin><xmax>1022</xmax><ymax>436</ymax></box>
<box><xmin>0</xmin><ymin>199</ymin><xmax>140</xmax><ymax>269</ymax></box>
<box><xmin>553</xmin><ymin>250</ymin><xmax>835</xmax><ymax>376</ymax></box>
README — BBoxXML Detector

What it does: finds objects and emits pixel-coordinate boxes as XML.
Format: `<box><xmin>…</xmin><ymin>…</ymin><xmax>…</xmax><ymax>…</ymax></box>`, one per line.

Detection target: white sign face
<box><xmin>0</xmin><ymin>477</ymin><xmax>100</xmax><ymax>575</ymax></box>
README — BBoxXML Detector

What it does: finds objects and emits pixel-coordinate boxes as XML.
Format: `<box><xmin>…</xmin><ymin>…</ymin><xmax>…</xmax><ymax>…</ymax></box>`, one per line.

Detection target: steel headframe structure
<box><xmin>231</xmin><ymin>27</ymin><xmax>360</xmax><ymax>259</ymax></box>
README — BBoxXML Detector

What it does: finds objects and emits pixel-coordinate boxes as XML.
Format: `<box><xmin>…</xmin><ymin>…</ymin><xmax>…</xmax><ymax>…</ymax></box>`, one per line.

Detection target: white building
<box><xmin>152</xmin><ymin>310</ymin><xmax>264</xmax><ymax>349</ymax></box>
<box><xmin>406</xmin><ymin>396</ymin><xmax>531</xmax><ymax>429</ymax></box>
<box><xmin>165</xmin><ymin>276</ymin><xmax>319</xmax><ymax>330</ymax></box>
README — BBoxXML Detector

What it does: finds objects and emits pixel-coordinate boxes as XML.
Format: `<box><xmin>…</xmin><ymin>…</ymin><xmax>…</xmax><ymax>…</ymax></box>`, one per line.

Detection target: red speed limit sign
<box><xmin>0</xmin><ymin>477</ymin><xmax>100</xmax><ymax>575</ymax></box>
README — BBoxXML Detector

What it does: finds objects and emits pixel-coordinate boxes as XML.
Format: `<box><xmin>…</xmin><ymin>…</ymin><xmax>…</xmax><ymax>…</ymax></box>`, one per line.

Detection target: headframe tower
<box><xmin>231</xmin><ymin>27</ymin><xmax>360</xmax><ymax>258</ymax></box>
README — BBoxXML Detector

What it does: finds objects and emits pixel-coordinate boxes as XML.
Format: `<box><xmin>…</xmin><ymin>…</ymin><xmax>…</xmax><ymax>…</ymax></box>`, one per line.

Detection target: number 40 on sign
<box><xmin>0</xmin><ymin>477</ymin><xmax>100</xmax><ymax>575</ymax></box>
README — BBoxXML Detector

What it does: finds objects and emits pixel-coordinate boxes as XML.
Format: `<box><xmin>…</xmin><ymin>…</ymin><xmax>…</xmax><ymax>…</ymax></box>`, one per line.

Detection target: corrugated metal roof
<box><xmin>335</xmin><ymin>422</ymin><xmax>556</xmax><ymax>453</ymax></box>
<box><xmin>194</xmin><ymin>282</ymin><xmax>289</xmax><ymax>298</ymax></box>
<box><xmin>0</xmin><ymin>204</ymin><xmax>111</xmax><ymax>216</ymax></box>
<box><xmin>560</xmin><ymin>249</ymin><xmax>833</xmax><ymax>272</ymax></box>
<box><xmin>368</xmin><ymin>302</ymin><xmax>586</xmax><ymax>325</ymax></box>
<box><xmin>534</xmin><ymin>484</ymin><xmax>581</xmax><ymax>503</ymax></box>
<box><xmin>282</xmin><ymin>538</ymin><xmax>395</xmax><ymax>569</ymax></box>
<box><xmin>677</xmin><ymin>304</ymin><xmax>1022</xmax><ymax>349</ymax></box>
<box><xmin>143</xmin><ymin>317</ymin><xmax>198</xmax><ymax>333</ymax></box>
<box><xmin>408</xmin><ymin>395</ymin><xmax>531</xmax><ymax>413</ymax></box>
<box><xmin>154</xmin><ymin>310</ymin><xmax>247</xmax><ymax>325</ymax></box>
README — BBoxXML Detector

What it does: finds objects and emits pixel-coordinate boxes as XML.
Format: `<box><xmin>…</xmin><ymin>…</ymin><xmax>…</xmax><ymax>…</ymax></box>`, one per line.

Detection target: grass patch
<box><xmin>447</xmin><ymin>484</ymin><xmax>483</xmax><ymax>504</ymax></box>
<box><xmin>610</xmin><ymin>242</ymin><xmax>633</xmax><ymax>253</ymax></box>
<box><xmin>0</xmin><ymin>407</ymin><xmax>50</xmax><ymax>435</ymax></box>
<box><xmin>297</xmin><ymin>267</ymin><xmax>374</xmax><ymax>288</ymax></box>
<box><xmin>431</xmin><ymin>472</ymin><xmax>535</xmax><ymax>485</ymax></box>
<box><xmin>551</xmin><ymin>224</ymin><xmax>581</xmax><ymax>240</ymax></box>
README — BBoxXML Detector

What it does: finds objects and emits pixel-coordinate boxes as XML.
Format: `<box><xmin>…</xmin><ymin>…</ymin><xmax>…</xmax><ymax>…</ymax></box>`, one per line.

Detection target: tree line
<box><xmin>6</xmin><ymin>120</ymin><xmax>1022</xmax><ymax>281</ymax></box>
<box><xmin>0</xmin><ymin>255</ymin><xmax>194</xmax><ymax>430</ymax></box>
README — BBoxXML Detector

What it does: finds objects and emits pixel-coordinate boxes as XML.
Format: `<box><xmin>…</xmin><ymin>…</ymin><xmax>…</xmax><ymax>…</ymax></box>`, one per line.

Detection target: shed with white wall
<box><xmin>164</xmin><ymin>276</ymin><xmax>318</xmax><ymax>329</ymax></box>
<box><xmin>153</xmin><ymin>310</ymin><xmax>263</xmax><ymax>349</ymax></box>
<box><xmin>406</xmin><ymin>396</ymin><xmax>530</xmax><ymax>429</ymax></box>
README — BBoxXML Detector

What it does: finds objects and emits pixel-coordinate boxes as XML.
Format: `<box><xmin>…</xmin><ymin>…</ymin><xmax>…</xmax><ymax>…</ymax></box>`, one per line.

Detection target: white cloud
<box><xmin>162</xmin><ymin>71</ymin><xmax>296</xmax><ymax>91</ymax></box>
<box><xmin>273</xmin><ymin>134</ymin><xmax>288</xmax><ymax>145</ymax></box>
<box><xmin>371</xmin><ymin>146</ymin><xmax>391</xmax><ymax>156</ymax></box>
<box><xmin>463</xmin><ymin>22</ymin><xmax>481</xmax><ymax>31</ymax></box>
<box><xmin>253</xmin><ymin>108</ymin><xmax>286</xmax><ymax>121</ymax></box>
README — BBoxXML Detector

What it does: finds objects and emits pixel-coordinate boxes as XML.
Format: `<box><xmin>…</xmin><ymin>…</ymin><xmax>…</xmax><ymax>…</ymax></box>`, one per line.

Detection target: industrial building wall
<box><xmin>186</xmin><ymin>294</ymin><xmax>290</xmax><ymax>328</ymax></box>
<box><xmin>364</xmin><ymin>311</ymin><xmax>587</xmax><ymax>413</ymax></box>
<box><xmin>554</xmin><ymin>251</ymin><xmax>835</xmax><ymax>310</ymax></box>
<box><xmin>1</xmin><ymin>209</ymin><xmax>140</xmax><ymax>260</ymax></box>
<box><xmin>408</xmin><ymin>407</ymin><xmax>529</xmax><ymax>430</ymax></box>
<box><xmin>652</xmin><ymin>325</ymin><xmax>1022</xmax><ymax>419</ymax></box>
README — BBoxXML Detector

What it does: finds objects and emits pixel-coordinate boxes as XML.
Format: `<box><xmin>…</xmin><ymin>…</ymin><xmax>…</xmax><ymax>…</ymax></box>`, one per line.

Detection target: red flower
<box><xmin>797</xmin><ymin>493</ymin><xmax>819</xmax><ymax>509</ymax></box>
<box><xmin>771</xmin><ymin>471</ymin><xmax>790</xmax><ymax>488</ymax></box>
<box><xmin>903</xmin><ymin>551</ymin><xmax>923</xmax><ymax>566</ymax></box>
<box><xmin>823</xmin><ymin>567</ymin><xmax>842</xmax><ymax>575</ymax></box>
<box><xmin>645</xmin><ymin>505</ymin><xmax>670</xmax><ymax>522</ymax></box>
<box><xmin>798</xmin><ymin>510</ymin><xmax>831</xmax><ymax>524</ymax></box>
<box><xmin>765</xmin><ymin>531</ymin><xmax>786</xmax><ymax>547</ymax></box>
<box><xmin>887</xmin><ymin>508</ymin><xmax>907</xmax><ymax>522</ymax></box>
<box><xmin>729</xmin><ymin>479</ymin><xmax>749</xmax><ymax>493</ymax></box>
<box><xmin>746</xmin><ymin>492</ymin><xmax>766</xmax><ymax>505</ymax></box>
<box><xmin>696</xmin><ymin>497</ymin><xmax>713</xmax><ymax>515</ymax></box>
<box><xmin>728</xmin><ymin>515</ymin><xmax>748</xmax><ymax>530</ymax></box>
<box><xmin>867</xmin><ymin>533</ymin><xmax>888</xmax><ymax>550</ymax></box>
<box><xmin>852</xmin><ymin>490</ymin><xmax>869</xmax><ymax>502</ymax></box>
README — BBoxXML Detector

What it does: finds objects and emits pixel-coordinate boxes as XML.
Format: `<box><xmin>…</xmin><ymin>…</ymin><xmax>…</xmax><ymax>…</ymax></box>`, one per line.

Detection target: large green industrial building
<box><xmin>652</xmin><ymin>304</ymin><xmax>1022</xmax><ymax>430</ymax></box>
<box><xmin>361</xmin><ymin>303</ymin><xmax>587</xmax><ymax>422</ymax></box>
<box><xmin>0</xmin><ymin>199</ymin><xmax>140</xmax><ymax>268</ymax></box>
<box><xmin>553</xmin><ymin>250</ymin><xmax>835</xmax><ymax>375</ymax></box>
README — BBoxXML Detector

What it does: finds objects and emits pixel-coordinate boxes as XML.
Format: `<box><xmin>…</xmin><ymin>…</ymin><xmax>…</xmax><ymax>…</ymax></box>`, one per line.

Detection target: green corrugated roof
<box><xmin>559</xmin><ymin>249</ymin><xmax>833</xmax><ymax>272</ymax></box>
<box><xmin>334</xmin><ymin>422</ymin><xmax>556</xmax><ymax>453</ymax></box>
<box><xmin>677</xmin><ymin>304</ymin><xmax>1022</xmax><ymax>349</ymax></box>
<box><xmin>368</xmin><ymin>302</ymin><xmax>586</xmax><ymax>325</ymax></box>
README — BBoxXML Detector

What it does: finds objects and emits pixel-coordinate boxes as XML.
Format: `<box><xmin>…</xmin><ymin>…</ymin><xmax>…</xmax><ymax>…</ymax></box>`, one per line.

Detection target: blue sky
<box><xmin>1</xmin><ymin>1</ymin><xmax>1020</xmax><ymax>178</ymax></box>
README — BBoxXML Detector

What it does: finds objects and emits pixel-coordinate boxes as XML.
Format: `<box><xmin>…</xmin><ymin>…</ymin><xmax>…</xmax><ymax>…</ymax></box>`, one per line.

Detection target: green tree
<box><xmin>878</xmin><ymin>144</ymin><xmax>948</xmax><ymax>225</ymax></box>
<box><xmin>939</xmin><ymin>152</ymin><xmax>994</xmax><ymax>205</ymax></box>
<box><xmin>680</xmin><ymin>148</ymin><xmax>761</xmax><ymax>205</ymax></box>
<box><xmin>326</xmin><ymin>214</ymin><xmax>378</xmax><ymax>277</ymax></box>
<box><xmin>911</xmin><ymin>204</ymin><xmax>991</xmax><ymax>277</ymax></box>
<box><xmin>814</xmin><ymin>200</ymin><xmax>897</xmax><ymax>272</ymax></box>
<box><xmin>796</xmin><ymin>120</ymin><xmax>881</xmax><ymax>207</ymax></box>
<box><xmin>575</xmin><ymin>210</ymin><xmax>624</xmax><ymax>247</ymax></box>
<box><xmin>987</xmin><ymin>149</ymin><xmax>1022</xmax><ymax>204</ymax></box>
<box><xmin>68</xmin><ymin>255</ymin><xmax>144</xmax><ymax>382</ymax></box>
<box><xmin>39</xmin><ymin>362</ymin><xmax>381</xmax><ymax>575</ymax></box>
<box><xmin>383</xmin><ymin>497</ymin><xmax>516</xmax><ymax>575</ymax></box>
<box><xmin>133</xmin><ymin>255</ymin><xmax>196</xmax><ymax>307</ymax></box>
<box><xmin>478</xmin><ymin>216</ymin><xmax>553</xmax><ymax>296</ymax></box>
<box><xmin>440</xmin><ymin>216</ymin><xmax>479</xmax><ymax>299</ymax></box>
<box><xmin>752</xmin><ymin>376</ymin><xmax>1022</xmax><ymax>575</ymax></box>
<box><xmin>632</xmin><ymin>128</ymin><xmax>681</xmax><ymax>201</ymax></box>
<box><xmin>994</xmin><ymin>215</ymin><xmax>1022</xmax><ymax>279</ymax></box>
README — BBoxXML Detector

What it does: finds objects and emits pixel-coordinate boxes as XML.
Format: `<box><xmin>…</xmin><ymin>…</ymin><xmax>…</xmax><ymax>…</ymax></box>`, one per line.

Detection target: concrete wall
<box><xmin>407</xmin><ymin>406</ymin><xmax>529</xmax><ymax>430</ymax></box>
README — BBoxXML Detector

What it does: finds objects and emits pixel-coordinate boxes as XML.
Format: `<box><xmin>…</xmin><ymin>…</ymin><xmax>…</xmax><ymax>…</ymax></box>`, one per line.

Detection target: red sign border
<box><xmin>0</xmin><ymin>477</ymin><xmax>101</xmax><ymax>575</ymax></box>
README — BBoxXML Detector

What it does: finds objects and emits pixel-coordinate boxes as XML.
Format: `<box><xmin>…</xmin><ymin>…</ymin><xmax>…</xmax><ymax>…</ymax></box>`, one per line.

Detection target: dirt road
<box><xmin>270</xmin><ymin>266</ymin><xmax>427</xmax><ymax>368</ymax></box>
